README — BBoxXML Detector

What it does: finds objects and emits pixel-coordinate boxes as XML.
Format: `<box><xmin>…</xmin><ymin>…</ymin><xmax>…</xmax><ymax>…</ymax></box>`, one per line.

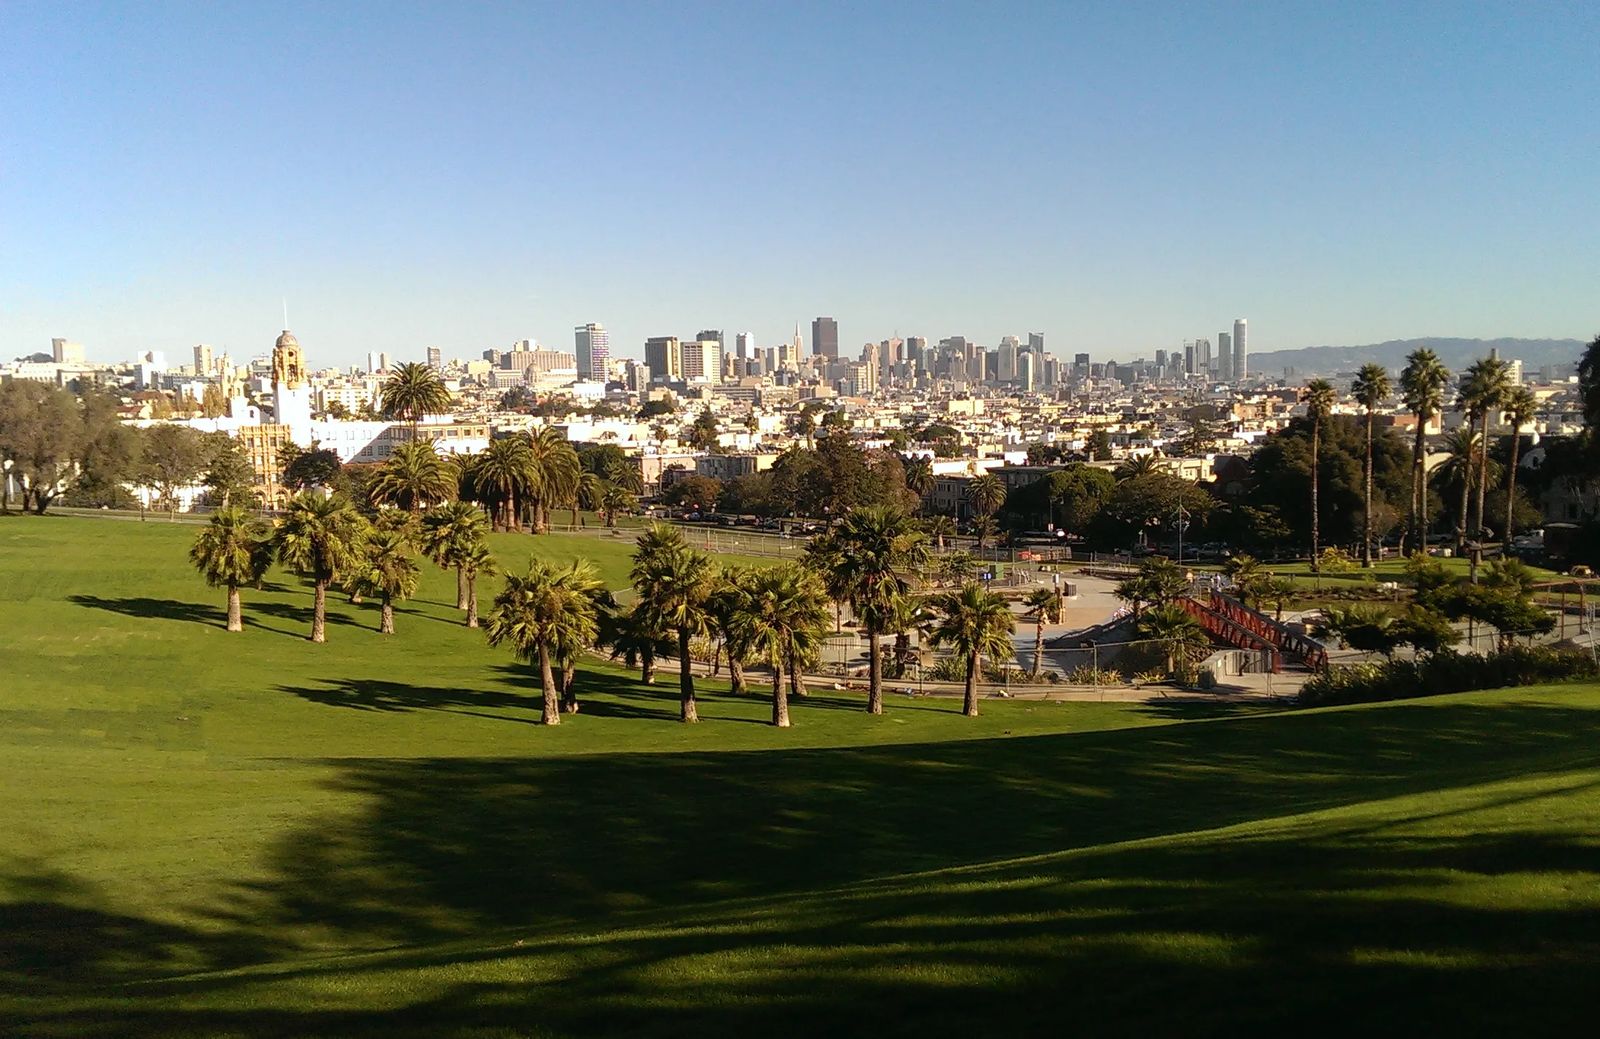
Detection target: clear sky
<box><xmin>2</xmin><ymin>1</ymin><xmax>1596</xmax><ymax>368</ymax></box>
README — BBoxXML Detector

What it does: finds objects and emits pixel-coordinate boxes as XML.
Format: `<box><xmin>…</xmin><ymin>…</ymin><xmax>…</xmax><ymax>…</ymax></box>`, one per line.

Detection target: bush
<box><xmin>1065</xmin><ymin>664</ymin><xmax>1117</xmax><ymax>685</ymax></box>
<box><xmin>1299</xmin><ymin>646</ymin><xmax>1599</xmax><ymax>707</ymax></box>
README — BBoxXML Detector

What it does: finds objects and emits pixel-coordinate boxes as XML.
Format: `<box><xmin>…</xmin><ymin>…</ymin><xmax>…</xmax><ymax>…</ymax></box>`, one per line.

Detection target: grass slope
<box><xmin>3</xmin><ymin>515</ymin><xmax>1599</xmax><ymax>1036</ymax></box>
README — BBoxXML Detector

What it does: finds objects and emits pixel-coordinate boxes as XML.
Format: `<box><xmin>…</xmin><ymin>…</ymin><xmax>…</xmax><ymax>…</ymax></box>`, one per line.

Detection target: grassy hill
<box><xmin>4</xmin><ymin>514</ymin><xmax>1600</xmax><ymax>1036</ymax></box>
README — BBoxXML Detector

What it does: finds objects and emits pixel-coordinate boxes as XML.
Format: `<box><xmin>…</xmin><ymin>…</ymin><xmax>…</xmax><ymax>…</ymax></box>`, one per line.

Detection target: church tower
<box><xmin>271</xmin><ymin>329</ymin><xmax>314</xmax><ymax>442</ymax></box>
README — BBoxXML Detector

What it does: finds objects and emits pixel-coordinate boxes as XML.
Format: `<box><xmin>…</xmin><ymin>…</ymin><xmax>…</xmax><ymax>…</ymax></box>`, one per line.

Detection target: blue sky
<box><xmin>2</xmin><ymin>1</ymin><xmax>1596</xmax><ymax>367</ymax></box>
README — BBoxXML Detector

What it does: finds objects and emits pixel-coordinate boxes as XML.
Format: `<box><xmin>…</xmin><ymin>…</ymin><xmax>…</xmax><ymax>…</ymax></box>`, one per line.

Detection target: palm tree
<box><xmin>599</xmin><ymin>481</ymin><xmax>636</xmax><ymax>527</ymax></box>
<box><xmin>1023</xmin><ymin>588</ymin><xmax>1057</xmax><ymax>678</ymax></box>
<box><xmin>1261</xmin><ymin>576</ymin><xmax>1297</xmax><ymax>623</ymax></box>
<box><xmin>1456</xmin><ymin>357</ymin><xmax>1511</xmax><ymax>563</ymax></box>
<box><xmin>1115</xmin><ymin>453</ymin><xmax>1160</xmax><ymax>481</ymax></box>
<box><xmin>1221</xmin><ymin>553</ymin><xmax>1268</xmax><ymax>609</ymax></box>
<box><xmin>418</xmin><ymin>501</ymin><xmax>489</xmax><ymax>610</ymax></box>
<box><xmin>380</xmin><ymin>362</ymin><xmax>452</xmax><ymax>439</ymax></box>
<box><xmin>1114</xmin><ymin>557</ymin><xmax>1187</xmax><ymax>621</ymax></box>
<box><xmin>485</xmin><ymin>560</ymin><xmax>599</xmax><ymax>726</ymax></box>
<box><xmin>832</xmin><ymin>505</ymin><xmax>929</xmax><ymax>714</ymax></box>
<box><xmin>1501</xmin><ymin>384</ymin><xmax>1537</xmax><ymax>551</ymax></box>
<box><xmin>801</xmin><ymin>530</ymin><xmax>851</xmax><ymax>631</ymax></box>
<box><xmin>525</xmin><ymin>428</ymin><xmax>580</xmax><ymax>534</ymax></box>
<box><xmin>188</xmin><ymin>505</ymin><xmax>272</xmax><ymax>632</ymax></box>
<box><xmin>348</xmin><ymin>529</ymin><xmax>420</xmax><ymax>635</ymax></box>
<box><xmin>550</xmin><ymin>561</ymin><xmax>608</xmax><ymax>713</ymax></box>
<box><xmin>902</xmin><ymin>456</ymin><xmax>935</xmax><ymax>511</ymax></box>
<box><xmin>567</xmin><ymin>470</ymin><xmax>605</xmax><ymax>530</ymax></box>
<box><xmin>708</xmin><ymin>568</ymin><xmax>757</xmax><ymax>696</ymax></box>
<box><xmin>927</xmin><ymin>583</ymin><xmax>1015</xmax><ymax>717</ymax></box>
<box><xmin>274</xmin><ymin>492</ymin><xmax>368</xmax><ymax>643</ymax></box>
<box><xmin>1136</xmin><ymin>603</ymin><xmax>1210</xmax><ymax>676</ymax></box>
<box><xmin>468</xmin><ymin>436</ymin><xmax>532</xmax><ymax>532</ymax></box>
<box><xmin>1352</xmin><ymin>363</ymin><xmax>1391</xmax><ymax>567</ymax></box>
<box><xmin>459</xmin><ymin>539</ymin><xmax>496</xmax><ymax>629</ymax></box>
<box><xmin>369</xmin><ymin>439</ymin><xmax>455</xmax><ymax>515</ymax></box>
<box><xmin>738</xmin><ymin>564</ymin><xmax>830</xmax><ymax>726</ymax></box>
<box><xmin>1432</xmin><ymin>428</ymin><xmax>1497</xmax><ymax>546</ymax></box>
<box><xmin>630</xmin><ymin>523</ymin><xmax>715</xmax><ymax>722</ymax></box>
<box><xmin>1302</xmin><ymin>380</ymin><xmax>1336</xmax><ymax>571</ymax></box>
<box><xmin>967</xmin><ymin>474</ymin><xmax>1006</xmax><ymax>527</ymax></box>
<box><xmin>604</xmin><ymin>602</ymin><xmax>671</xmax><ymax>685</ymax></box>
<box><xmin>1400</xmin><ymin>349</ymin><xmax>1449</xmax><ymax>551</ymax></box>
<box><xmin>923</xmin><ymin>514</ymin><xmax>955</xmax><ymax>553</ymax></box>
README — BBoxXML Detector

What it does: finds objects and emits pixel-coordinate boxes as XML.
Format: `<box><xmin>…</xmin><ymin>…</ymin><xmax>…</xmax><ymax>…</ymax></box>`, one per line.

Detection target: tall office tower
<box><xmin>998</xmin><ymin>335</ymin><xmax>1021</xmax><ymax>382</ymax></box>
<box><xmin>426</xmin><ymin>346</ymin><xmax>442</xmax><ymax>369</ymax></box>
<box><xmin>1027</xmin><ymin>332</ymin><xmax>1045</xmax><ymax>357</ymax></box>
<box><xmin>193</xmin><ymin>344</ymin><xmax>213</xmax><ymax>375</ymax></box>
<box><xmin>1018</xmin><ymin>350</ymin><xmax>1037</xmax><ymax>392</ymax></box>
<box><xmin>1508</xmin><ymin>358</ymin><xmax>1525</xmax><ymax>385</ymax></box>
<box><xmin>680</xmin><ymin>338</ymin><xmax>722</xmax><ymax>381</ymax></box>
<box><xmin>1184</xmin><ymin>343</ymin><xmax>1196</xmax><ymax>374</ymax></box>
<box><xmin>734</xmin><ymin>332</ymin><xmax>754</xmax><ymax>360</ymax></box>
<box><xmin>367</xmin><ymin>351</ymin><xmax>391</xmax><ymax>374</ymax></box>
<box><xmin>574</xmin><ymin>323</ymin><xmax>609</xmax><ymax>381</ymax></box>
<box><xmin>695</xmin><ymin>330</ymin><xmax>724</xmax><ymax>354</ymax></box>
<box><xmin>51</xmin><ymin>338</ymin><xmax>86</xmax><ymax>364</ymax></box>
<box><xmin>812</xmin><ymin>317</ymin><xmax>839</xmax><ymax>359</ymax></box>
<box><xmin>1155</xmin><ymin>349</ymin><xmax>1168</xmax><ymax>368</ymax></box>
<box><xmin>1196</xmin><ymin>337</ymin><xmax>1212</xmax><ymax>374</ymax></box>
<box><xmin>644</xmin><ymin>336</ymin><xmax>682</xmax><ymax>382</ymax></box>
<box><xmin>1217</xmin><ymin>332</ymin><xmax>1233</xmax><ymax>380</ymax></box>
<box><xmin>482</xmin><ymin>348</ymin><xmax>502</xmax><ymax>365</ymax></box>
<box><xmin>1073</xmin><ymin>352</ymin><xmax>1091</xmax><ymax>379</ymax></box>
<box><xmin>1232</xmin><ymin>319</ymin><xmax>1248</xmax><ymax>379</ymax></box>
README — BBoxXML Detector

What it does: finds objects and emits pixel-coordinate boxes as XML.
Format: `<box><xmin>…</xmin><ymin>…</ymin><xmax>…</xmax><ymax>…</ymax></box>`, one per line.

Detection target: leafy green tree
<box><xmin>1400</xmin><ymin>348</ymin><xmax>1450</xmax><ymax>549</ymax></box>
<box><xmin>274</xmin><ymin>492</ymin><xmax>368</xmax><ymax>643</ymax></box>
<box><xmin>686</xmin><ymin>407</ymin><xmax>720</xmax><ymax>451</ymax></box>
<box><xmin>1302</xmin><ymin>380</ymin><xmax>1336</xmax><ymax>570</ymax></box>
<box><xmin>138</xmin><ymin>424</ymin><xmax>208</xmax><ymax>518</ymax></box>
<box><xmin>1315</xmin><ymin>604</ymin><xmax>1399</xmax><ymax>658</ymax></box>
<box><xmin>926</xmin><ymin>583</ymin><xmax>1015</xmax><ymax>717</ymax></box>
<box><xmin>1084</xmin><ymin>429</ymin><xmax>1113</xmax><ymax>461</ymax></box>
<box><xmin>663</xmin><ymin>474</ymin><xmax>723</xmax><ymax>511</ymax></box>
<box><xmin>708</xmin><ymin>567</ymin><xmax>758</xmax><ymax>696</ymax></box>
<box><xmin>348</xmin><ymin>529</ymin><xmax>420</xmax><ymax>635</ymax></box>
<box><xmin>832</xmin><ymin>505</ymin><xmax>928</xmax><ymax>714</ymax></box>
<box><xmin>0</xmin><ymin>381</ymin><xmax>83</xmax><ymax>512</ymax></box>
<box><xmin>630</xmin><ymin>523</ymin><xmax>716</xmax><ymax>722</ymax></box>
<box><xmin>550</xmin><ymin>561</ymin><xmax>610</xmax><ymax>712</ymax></box>
<box><xmin>604</xmin><ymin>602</ymin><xmax>672</xmax><ymax>685</ymax></box>
<box><xmin>599</xmin><ymin>481</ymin><xmax>636</xmax><ymax>526</ymax></box>
<box><xmin>188</xmin><ymin>505</ymin><xmax>272</xmax><ymax>631</ymax></box>
<box><xmin>370</xmin><ymin>439</ymin><xmax>456</xmax><ymax>515</ymax></box>
<box><xmin>902</xmin><ymin>456</ymin><xmax>935</xmax><ymax>509</ymax></box>
<box><xmin>281</xmin><ymin>445</ymin><xmax>343</xmax><ymax>492</ymax></box>
<box><xmin>485</xmin><ymin>559</ymin><xmax>599</xmax><ymax>725</ymax></box>
<box><xmin>1352</xmin><ymin>364</ymin><xmax>1392</xmax><ymax>567</ymax></box>
<box><xmin>200</xmin><ymin>433</ymin><xmax>256</xmax><ymax>507</ymax></box>
<box><xmin>1389</xmin><ymin>605</ymin><xmax>1461</xmax><ymax>657</ymax></box>
<box><xmin>1578</xmin><ymin>332</ymin><xmax>1600</xmax><ymax>428</ymax></box>
<box><xmin>923</xmin><ymin>514</ymin><xmax>956</xmax><ymax>552</ymax></box>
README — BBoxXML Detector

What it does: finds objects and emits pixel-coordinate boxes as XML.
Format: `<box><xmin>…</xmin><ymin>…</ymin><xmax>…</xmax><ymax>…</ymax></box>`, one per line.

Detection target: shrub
<box><xmin>1299</xmin><ymin>646</ymin><xmax>1599</xmax><ymax>707</ymax></box>
<box><xmin>1065</xmin><ymin>664</ymin><xmax>1117</xmax><ymax>685</ymax></box>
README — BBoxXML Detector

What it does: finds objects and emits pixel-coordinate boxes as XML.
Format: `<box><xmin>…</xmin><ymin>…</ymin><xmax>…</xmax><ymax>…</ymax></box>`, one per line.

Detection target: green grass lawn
<box><xmin>5</xmin><ymin>514</ymin><xmax>1600</xmax><ymax>1035</ymax></box>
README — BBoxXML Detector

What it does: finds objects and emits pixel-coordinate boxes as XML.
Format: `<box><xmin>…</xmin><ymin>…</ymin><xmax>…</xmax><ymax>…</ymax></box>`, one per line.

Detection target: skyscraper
<box><xmin>734</xmin><ymin>332</ymin><xmax>754</xmax><ymax>360</ymax></box>
<box><xmin>812</xmin><ymin>317</ymin><xmax>838</xmax><ymax>359</ymax></box>
<box><xmin>997</xmin><ymin>335</ymin><xmax>1020</xmax><ymax>383</ymax></box>
<box><xmin>52</xmin><ymin>338</ymin><xmax>85</xmax><ymax>364</ymax></box>
<box><xmin>644</xmin><ymin>336</ymin><xmax>681</xmax><ymax>382</ymax></box>
<box><xmin>575</xmin><ymin>323</ymin><xmax>609</xmax><ymax>381</ymax></box>
<box><xmin>426</xmin><ymin>345</ymin><xmax>442</xmax><ymax>369</ymax></box>
<box><xmin>1027</xmin><ymin>332</ymin><xmax>1045</xmax><ymax>356</ymax></box>
<box><xmin>193</xmin><ymin>343</ymin><xmax>212</xmax><ymax>375</ymax></box>
<box><xmin>1217</xmin><ymin>332</ymin><xmax>1233</xmax><ymax>381</ymax></box>
<box><xmin>1232</xmin><ymin>319</ymin><xmax>1248</xmax><ymax>380</ymax></box>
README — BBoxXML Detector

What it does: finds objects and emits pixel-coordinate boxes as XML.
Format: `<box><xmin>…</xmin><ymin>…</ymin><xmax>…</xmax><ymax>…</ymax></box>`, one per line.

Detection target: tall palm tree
<box><xmin>922</xmin><ymin>514</ymin><xmax>955</xmax><ymax>553</ymax></box>
<box><xmin>740</xmin><ymin>564</ymin><xmax>831</xmax><ymax>727</ymax></box>
<box><xmin>568</xmin><ymin>470</ymin><xmax>606</xmax><ymax>530</ymax></box>
<box><xmin>419</xmin><ymin>500</ymin><xmax>490</xmax><ymax>610</ymax></box>
<box><xmin>1115</xmin><ymin>453</ymin><xmax>1160</xmax><ymax>481</ymax></box>
<box><xmin>348</xmin><ymin>529</ymin><xmax>420</xmax><ymax>635</ymax></box>
<box><xmin>967</xmin><ymin>474</ymin><xmax>1006</xmax><ymax>525</ymax></box>
<box><xmin>832</xmin><ymin>505</ymin><xmax>929</xmax><ymax>714</ymax></box>
<box><xmin>630</xmin><ymin>523</ymin><xmax>715</xmax><ymax>722</ymax></box>
<box><xmin>550</xmin><ymin>561</ymin><xmax>609</xmax><ymax>713</ymax></box>
<box><xmin>1023</xmin><ymin>588</ymin><xmax>1057</xmax><ymax>678</ymax></box>
<box><xmin>599</xmin><ymin>481</ymin><xmax>636</xmax><ymax>527</ymax></box>
<box><xmin>369</xmin><ymin>439</ymin><xmax>455</xmax><ymax>515</ymax></box>
<box><xmin>1432</xmin><ymin>428</ymin><xmax>1492</xmax><ymax>543</ymax></box>
<box><xmin>485</xmin><ymin>559</ymin><xmax>598</xmax><ymax>726</ymax></box>
<box><xmin>468</xmin><ymin>436</ymin><xmax>532</xmax><ymax>532</ymax></box>
<box><xmin>1456</xmin><ymin>357</ymin><xmax>1511</xmax><ymax>569</ymax></box>
<box><xmin>525</xmin><ymin>428</ymin><xmax>580</xmax><ymax>534</ymax></box>
<box><xmin>1400</xmin><ymin>349</ymin><xmax>1449</xmax><ymax>551</ymax></box>
<box><xmin>188</xmin><ymin>505</ymin><xmax>272</xmax><ymax>632</ymax></box>
<box><xmin>1501</xmin><ymin>384</ymin><xmax>1537</xmax><ymax>551</ymax></box>
<box><xmin>274</xmin><ymin>492</ymin><xmax>368</xmax><ymax>643</ymax></box>
<box><xmin>380</xmin><ymin>362</ymin><xmax>452</xmax><ymax>440</ymax></box>
<box><xmin>604</xmin><ymin>602</ymin><xmax>671</xmax><ymax>685</ymax></box>
<box><xmin>927</xmin><ymin>583</ymin><xmax>1014</xmax><ymax>717</ymax></box>
<box><xmin>801</xmin><ymin>529</ymin><xmax>851</xmax><ymax>631</ymax></box>
<box><xmin>1221</xmin><ymin>553</ymin><xmax>1267</xmax><ymax>609</ymax></box>
<box><xmin>902</xmin><ymin>456</ymin><xmax>935</xmax><ymax>511</ymax></box>
<box><xmin>1302</xmin><ymin>380</ymin><xmax>1336</xmax><ymax>571</ymax></box>
<box><xmin>1351</xmin><ymin>363</ymin><xmax>1391</xmax><ymax>567</ymax></box>
<box><xmin>708</xmin><ymin>567</ymin><xmax>757</xmax><ymax>696</ymax></box>
<box><xmin>459</xmin><ymin>539</ymin><xmax>496</xmax><ymax>629</ymax></box>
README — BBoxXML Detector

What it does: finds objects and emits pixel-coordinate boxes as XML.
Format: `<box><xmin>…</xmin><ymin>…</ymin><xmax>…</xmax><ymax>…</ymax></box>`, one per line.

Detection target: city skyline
<box><xmin>3</xmin><ymin>3</ymin><xmax>1596</xmax><ymax>368</ymax></box>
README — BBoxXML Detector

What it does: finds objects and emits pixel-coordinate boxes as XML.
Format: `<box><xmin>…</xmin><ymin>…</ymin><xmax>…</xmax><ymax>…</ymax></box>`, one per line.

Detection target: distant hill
<box><xmin>1251</xmin><ymin>337</ymin><xmax>1588</xmax><ymax>375</ymax></box>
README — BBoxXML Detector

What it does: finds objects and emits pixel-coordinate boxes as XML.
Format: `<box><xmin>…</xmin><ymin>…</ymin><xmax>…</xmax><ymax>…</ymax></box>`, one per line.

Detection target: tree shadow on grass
<box><xmin>67</xmin><ymin>595</ymin><xmax>302</xmax><ymax>638</ymax></box>
<box><xmin>277</xmin><ymin>677</ymin><xmax>542</xmax><ymax>724</ymax></box>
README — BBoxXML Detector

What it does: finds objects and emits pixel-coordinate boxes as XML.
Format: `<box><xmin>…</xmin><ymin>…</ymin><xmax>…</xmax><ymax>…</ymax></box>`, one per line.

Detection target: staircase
<box><xmin>1176</xmin><ymin>596</ymin><xmax>1282</xmax><ymax>672</ymax></box>
<box><xmin>1205</xmin><ymin>590</ymin><xmax>1329</xmax><ymax>670</ymax></box>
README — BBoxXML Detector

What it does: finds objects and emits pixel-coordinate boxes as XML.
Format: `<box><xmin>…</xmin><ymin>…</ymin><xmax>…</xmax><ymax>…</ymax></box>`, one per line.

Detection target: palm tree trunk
<box><xmin>1456</xmin><ymin>441</ymin><xmax>1471</xmax><ymax>555</ymax></box>
<box><xmin>1412</xmin><ymin>417</ymin><xmax>1427</xmax><ymax>553</ymax></box>
<box><xmin>561</xmin><ymin>662</ymin><xmax>578</xmax><ymax>712</ymax></box>
<box><xmin>772</xmin><ymin>656</ymin><xmax>790</xmax><ymax>727</ymax></box>
<box><xmin>1362</xmin><ymin>410</ymin><xmax>1374</xmax><ymax>567</ymax></box>
<box><xmin>642</xmin><ymin>651</ymin><xmax>654</xmax><ymax>685</ymax></box>
<box><xmin>380</xmin><ymin>593</ymin><xmax>394</xmax><ymax>635</ymax></box>
<box><xmin>455</xmin><ymin>567</ymin><xmax>467</xmax><ymax>610</ymax></box>
<box><xmin>465</xmin><ymin>577</ymin><xmax>479</xmax><ymax>628</ymax></box>
<box><xmin>866</xmin><ymin>623</ymin><xmax>884</xmax><ymax>714</ymax></box>
<box><xmin>678</xmin><ymin>627</ymin><xmax>697</xmax><ymax>722</ymax></box>
<box><xmin>963</xmin><ymin>650</ymin><xmax>980</xmax><ymax>717</ymax></box>
<box><xmin>1504</xmin><ymin>432</ymin><xmax>1521</xmax><ymax>551</ymax></box>
<box><xmin>311</xmin><ymin>579</ymin><xmax>327</xmax><ymax>643</ymax></box>
<box><xmin>539</xmin><ymin>646</ymin><xmax>560</xmax><ymax>725</ymax></box>
<box><xmin>1033</xmin><ymin>618</ymin><xmax>1044</xmax><ymax>677</ymax></box>
<box><xmin>729</xmin><ymin>655</ymin><xmax>747</xmax><ymax>695</ymax></box>
<box><xmin>1310</xmin><ymin>421</ymin><xmax>1321</xmax><ymax>571</ymax></box>
<box><xmin>1474</xmin><ymin>412</ymin><xmax>1491</xmax><ymax>542</ymax></box>
<box><xmin>790</xmin><ymin>659</ymin><xmax>808</xmax><ymax>699</ymax></box>
<box><xmin>226</xmin><ymin>586</ymin><xmax>242</xmax><ymax>632</ymax></box>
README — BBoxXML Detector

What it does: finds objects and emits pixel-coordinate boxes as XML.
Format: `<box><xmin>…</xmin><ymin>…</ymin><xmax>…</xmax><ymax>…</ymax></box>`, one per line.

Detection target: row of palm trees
<box><xmin>191</xmin><ymin>495</ymin><xmax>498</xmax><ymax>641</ymax></box>
<box><xmin>1303</xmin><ymin>349</ymin><xmax>1538</xmax><ymax>571</ymax></box>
